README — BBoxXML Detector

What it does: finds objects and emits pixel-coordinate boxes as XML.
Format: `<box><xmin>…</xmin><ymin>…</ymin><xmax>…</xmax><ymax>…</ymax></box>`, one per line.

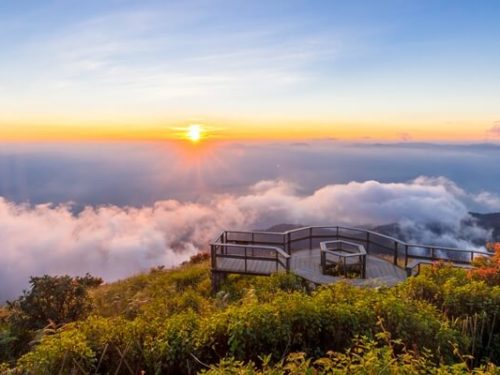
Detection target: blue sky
<box><xmin>0</xmin><ymin>0</ymin><xmax>499</xmax><ymax>140</ymax></box>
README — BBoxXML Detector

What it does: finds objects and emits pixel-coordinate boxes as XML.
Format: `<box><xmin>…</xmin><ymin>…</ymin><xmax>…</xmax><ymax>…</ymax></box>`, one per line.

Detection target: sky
<box><xmin>1</xmin><ymin>0</ymin><xmax>499</xmax><ymax>141</ymax></box>
<box><xmin>2</xmin><ymin>141</ymin><xmax>500</xmax><ymax>207</ymax></box>
<box><xmin>2</xmin><ymin>1</ymin><xmax>500</xmax><ymax>299</ymax></box>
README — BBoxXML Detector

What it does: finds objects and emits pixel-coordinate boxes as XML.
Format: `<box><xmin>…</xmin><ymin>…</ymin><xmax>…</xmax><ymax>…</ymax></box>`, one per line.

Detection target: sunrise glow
<box><xmin>187</xmin><ymin>125</ymin><xmax>202</xmax><ymax>143</ymax></box>
<box><xmin>0</xmin><ymin>2</ymin><xmax>498</xmax><ymax>142</ymax></box>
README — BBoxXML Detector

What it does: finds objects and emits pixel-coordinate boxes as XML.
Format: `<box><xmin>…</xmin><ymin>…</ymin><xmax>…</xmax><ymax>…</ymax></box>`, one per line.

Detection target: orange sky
<box><xmin>0</xmin><ymin>118</ymin><xmax>495</xmax><ymax>143</ymax></box>
<box><xmin>1</xmin><ymin>2</ymin><xmax>499</xmax><ymax>143</ymax></box>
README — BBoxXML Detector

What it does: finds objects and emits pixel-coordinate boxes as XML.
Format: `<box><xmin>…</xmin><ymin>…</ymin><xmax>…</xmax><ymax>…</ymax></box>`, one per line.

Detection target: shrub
<box><xmin>201</xmin><ymin>333</ymin><xmax>499</xmax><ymax>374</ymax></box>
<box><xmin>7</xmin><ymin>274</ymin><xmax>102</xmax><ymax>331</ymax></box>
<box><xmin>16</xmin><ymin>329</ymin><xmax>94</xmax><ymax>375</ymax></box>
<box><xmin>403</xmin><ymin>263</ymin><xmax>500</xmax><ymax>365</ymax></box>
<box><xmin>5</xmin><ymin>259</ymin><xmax>500</xmax><ymax>373</ymax></box>
<box><xmin>469</xmin><ymin>243</ymin><xmax>500</xmax><ymax>286</ymax></box>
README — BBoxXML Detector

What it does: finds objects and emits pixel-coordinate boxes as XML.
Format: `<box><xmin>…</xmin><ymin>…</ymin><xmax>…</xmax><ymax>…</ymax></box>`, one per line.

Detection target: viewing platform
<box><xmin>210</xmin><ymin>226</ymin><xmax>489</xmax><ymax>291</ymax></box>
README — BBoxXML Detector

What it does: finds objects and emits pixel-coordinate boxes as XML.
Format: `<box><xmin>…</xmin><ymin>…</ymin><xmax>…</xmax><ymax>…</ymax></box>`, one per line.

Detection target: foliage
<box><xmin>91</xmin><ymin>261</ymin><xmax>212</xmax><ymax>319</ymax></box>
<box><xmin>202</xmin><ymin>333</ymin><xmax>500</xmax><ymax>374</ymax></box>
<box><xmin>2</xmin><ymin>254</ymin><xmax>500</xmax><ymax>374</ymax></box>
<box><xmin>323</xmin><ymin>262</ymin><xmax>362</xmax><ymax>278</ymax></box>
<box><xmin>7</xmin><ymin>274</ymin><xmax>102</xmax><ymax>331</ymax></box>
<box><xmin>469</xmin><ymin>243</ymin><xmax>500</xmax><ymax>286</ymax></box>
<box><xmin>0</xmin><ymin>274</ymin><xmax>101</xmax><ymax>365</ymax></box>
<box><xmin>403</xmin><ymin>262</ymin><xmax>500</xmax><ymax>365</ymax></box>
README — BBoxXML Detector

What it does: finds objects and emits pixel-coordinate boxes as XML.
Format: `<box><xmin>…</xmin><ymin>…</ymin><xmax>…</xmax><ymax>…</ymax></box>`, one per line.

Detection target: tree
<box><xmin>7</xmin><ymin>274</ymin><xmax>102</xmax><ymax>331</ymax></box>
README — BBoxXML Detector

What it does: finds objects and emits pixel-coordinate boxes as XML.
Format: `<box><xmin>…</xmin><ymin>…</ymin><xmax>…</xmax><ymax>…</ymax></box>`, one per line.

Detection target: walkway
<box><xmin>211</xmin><ymin>225</ymin><xmax>487</xmax><ymax>291</ymax></box>
<box><xmin>215</xmin><ymin>248</ymin><xmax>406</xmax><ymax>287</ymax></box>
<box><xmin>291</xmin><ymin>248</ymin><xmax>406</xmax><ymax>287</ymax></box>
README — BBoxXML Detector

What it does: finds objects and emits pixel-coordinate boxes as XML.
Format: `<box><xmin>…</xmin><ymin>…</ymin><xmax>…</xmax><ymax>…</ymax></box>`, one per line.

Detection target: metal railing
<box><xmin>405</xmin><ymin>259</ymin><xmax>476</xmax><ymax>277</ymax></box>
<box><xmin>211</xmin><ymin>231</ymin><xmax>290</xmax><ymax>275</ymax></box>
<box><xmin>320</xmin><ymin>240</ymin><xmax>367</xmax><ymax>278</ymax></box>
<box><xmin>211</xmin><ymin>225</ymin><xmax>490</xmax><ymax>273</ymax></box>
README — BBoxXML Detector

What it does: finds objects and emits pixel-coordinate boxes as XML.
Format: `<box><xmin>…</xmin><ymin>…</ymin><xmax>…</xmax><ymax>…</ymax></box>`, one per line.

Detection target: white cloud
<box><xmin>473</xmin><ymin>191</ymin><xmax>500</xmax><ymax>210</ymax></box>
<box><xmin>0</xmin><ymin>176</ymin><xmax>496</xmax><ymax>300</ymax></box>
<box><xmin>0</xmin><ymin>6</ymin><xmax>340</xmax><ymax>116</ymax></box>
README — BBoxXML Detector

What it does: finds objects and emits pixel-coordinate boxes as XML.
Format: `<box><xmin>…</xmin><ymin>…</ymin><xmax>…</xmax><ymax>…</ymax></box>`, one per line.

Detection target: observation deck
<box><xmin>210</xmin><ymin>226</ymin><xmax>488</xmax><ymax>291</ymax></box>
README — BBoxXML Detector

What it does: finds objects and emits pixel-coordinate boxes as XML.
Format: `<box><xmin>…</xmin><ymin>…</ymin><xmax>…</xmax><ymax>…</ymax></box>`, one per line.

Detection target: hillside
<box><xmin>1</xmin><ymin>253</ymin><xmax>500</xmax><ymax>374</ymax></box>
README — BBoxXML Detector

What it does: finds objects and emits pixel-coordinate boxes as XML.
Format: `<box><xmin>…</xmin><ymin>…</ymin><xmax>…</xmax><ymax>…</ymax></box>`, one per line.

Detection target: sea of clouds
<box><xmin>0</xmin><ymin>175</ymin><xmax>497</xmax><ymax>301</ymax></box>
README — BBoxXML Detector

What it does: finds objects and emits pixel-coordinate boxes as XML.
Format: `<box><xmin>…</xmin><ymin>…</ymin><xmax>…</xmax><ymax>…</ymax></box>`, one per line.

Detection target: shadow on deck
<box><xmin>291</xmin><ymin>249</ymin><xmax>406</xmax><ymax>287</ymax></box>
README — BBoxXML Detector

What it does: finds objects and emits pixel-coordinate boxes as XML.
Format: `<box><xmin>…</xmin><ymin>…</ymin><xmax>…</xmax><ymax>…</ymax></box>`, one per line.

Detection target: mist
<box><xmin>0</xmin><ymin>175</ymin><xmax>496</xmax><ymax>301</ymax></box>
<box><xmin>2</xmin><ymin>141</ymin><xmax>500</xmax><ymax>209</ymax></box>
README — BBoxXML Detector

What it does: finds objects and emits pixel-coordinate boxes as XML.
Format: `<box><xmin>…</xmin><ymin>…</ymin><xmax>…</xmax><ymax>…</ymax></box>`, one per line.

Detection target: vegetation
<box><xmin>0</xmin><ymin>274</ymin><xmax>102</xmax><ymax>364</ymax></box>
<box><xmin>1</xmin><ymin>248</ymin><xmax>500</xmax><ymax>374</ymax></box>
<box><xmin>323</xmin><ymin>261</ymin><xmax>363</xmax><ymax>278</ymax></box>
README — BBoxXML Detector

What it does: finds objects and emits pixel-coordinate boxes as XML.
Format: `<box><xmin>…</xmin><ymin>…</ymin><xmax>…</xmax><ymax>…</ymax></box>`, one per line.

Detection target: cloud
<box><xmin>486</xmin><ymin>121</ymin><xmax>500</xmax><ymax>137</ymax></box>
<box><xmin>473</xmin><ymin>191</ymin><xmax>500</xmax><ymax>211</ymax></box>
<box><xmin>11</xmin><ymin>6</ymin><xmax>339</xmax><ymax>112</ymax></box>
<box><xmin>0</xmin><ymin>176</ymin><xmax>496</xmax><ymax>301</ymax></box>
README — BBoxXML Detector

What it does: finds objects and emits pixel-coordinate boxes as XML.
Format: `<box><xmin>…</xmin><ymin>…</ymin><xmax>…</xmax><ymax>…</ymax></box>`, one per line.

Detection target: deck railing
<box><xmin>320</xmin><ymin>240</ymin><xmax>367</xmax><ymax>278</ymax></box>
<box><xmin>211</xmin><ymin>232</ymin><xmax>290</xmax><ymax>275</ymax></box>
<box><xmin>211</xmin><ymin>225</ymin><xmax>490</xmax><ymax>273</ymax></box>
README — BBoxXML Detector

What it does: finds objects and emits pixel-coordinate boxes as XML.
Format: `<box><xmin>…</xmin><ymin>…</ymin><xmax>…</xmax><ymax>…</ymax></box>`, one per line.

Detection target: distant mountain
<box><xmin>372</xmin><ymin>213</ymin><xmax>500</xmax><ymax>245</ymax></box>
<box><xmin>359</xmin><ymin>142</ymin><xmax>500</xmax><ymax>151</ymax></box>
<box><xmin>470</xmin><ymin>212</ymin><xmax>500</xmax><ymax>240</ymax></box>
<box><xmin>263</xmin><ymin>212</ymin><xmax>500</xmax><ymax>246</ymax></box>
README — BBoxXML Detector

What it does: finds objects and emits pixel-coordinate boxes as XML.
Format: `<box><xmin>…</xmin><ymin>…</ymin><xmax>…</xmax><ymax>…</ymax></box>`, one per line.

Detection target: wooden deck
<box><xmin>211</xmin><ymin>225</ymin><xmax>488</xmax><ymax>291</ymax></box>
<box><xmin>216</xmin><ymin>248</ymin><xmax>406</xmax><ymax>287</ymax></box>
<box><xmin>291</xmin><ymin>248</ymin><xmax>406</xmax><ymax>286</ymax></box>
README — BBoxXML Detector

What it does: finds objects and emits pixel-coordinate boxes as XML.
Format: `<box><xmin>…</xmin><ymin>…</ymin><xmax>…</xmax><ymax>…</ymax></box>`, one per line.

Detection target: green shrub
<box><xmin>16</xmin><ymin>329</ymin><xmax>94</xmax><ymax>375</ymax></box>
<box><xmin>5</xmin><ymin>260</ymin><xmax>500</xmax><ymax>373</ymax></box>
<box><xmin>201</xmin><ymin>333</ymin><xmax>499</xmax><ymax>374</ymax></box>
<box><xmin>7</xmin><ymin>274</ymin><xmax>102</xmax><ymax>331</ymax></box>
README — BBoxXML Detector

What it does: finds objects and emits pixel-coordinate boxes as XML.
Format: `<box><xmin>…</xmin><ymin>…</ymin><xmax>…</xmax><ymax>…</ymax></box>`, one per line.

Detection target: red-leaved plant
<box><xmin>468</xmin><ymin>242</ymin><xmax>500</xmax><ymax>285</ymax></box>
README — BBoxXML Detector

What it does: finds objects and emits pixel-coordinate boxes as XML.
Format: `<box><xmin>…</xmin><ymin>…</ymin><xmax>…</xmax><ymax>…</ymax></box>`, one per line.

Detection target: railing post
<box><xmin>222</xmin><ymin>233</ymin><xmax>226</xmax><ymax>256</ymax></box>
<box><xmin>366</xmin><ymin>231</ymin><xmax>370</xmax><ymax>253</ymax></box>
<box><xmin>286</xmin><ymin>256</ymin><xmax>290</xmax><ymax>272</ymax></box>
<box><xmin>287</xmin><ymin>232</ymin><xmax>291</xmax><ymax>254</ymax></box>
<box><xmin>406</xmin><ymin>266</ymin><xmax>412</xmax><ymax>277</ymax></box>
<box><xmin>211</xmin><ymin>244</ymin><xmax>216</xmax><ymax>269</ymax></box>
<box><xmin>431</xmin><ymin>247</ymin><xmax>435</xmax><ymax>260</ymax></box>
<box><xmin>405</xmin><ymin>245</ymin><xmax>409</xmax><ymax>267</ymax></box>
<box><xmin>276</xmin><ymin>251</ymin><xmax>278</xmax><ymax>272</ymax></box>
<box><xmin>309</xmin><ymin>227</ymin><xmax>313</xmax><ymax>250</ymax></box>
<box><xmin>244</xmin><ymin>247</ymin><xmax>247</xmax><ymax>273</ymax></box>
<box><xmin>393</xmin><ymin>241</ymin><xmax>398</xmax><ymax>266</ymax></box>
<box><xmin>362</xmin><ymin>254</ymin><xmax>366</xmax><ymax>279</ymax></box>
<box><xmin>222</xmin><ymin>233</ymin><xmax>226</xmax><ymax>255</ymax></box>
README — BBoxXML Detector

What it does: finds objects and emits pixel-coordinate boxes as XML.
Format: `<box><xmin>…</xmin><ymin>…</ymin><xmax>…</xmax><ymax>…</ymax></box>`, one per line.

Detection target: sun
<box><xmin>187</xmin><ymin>124</ymin><xmax>203</xmax><ymax>142</ymax></box>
